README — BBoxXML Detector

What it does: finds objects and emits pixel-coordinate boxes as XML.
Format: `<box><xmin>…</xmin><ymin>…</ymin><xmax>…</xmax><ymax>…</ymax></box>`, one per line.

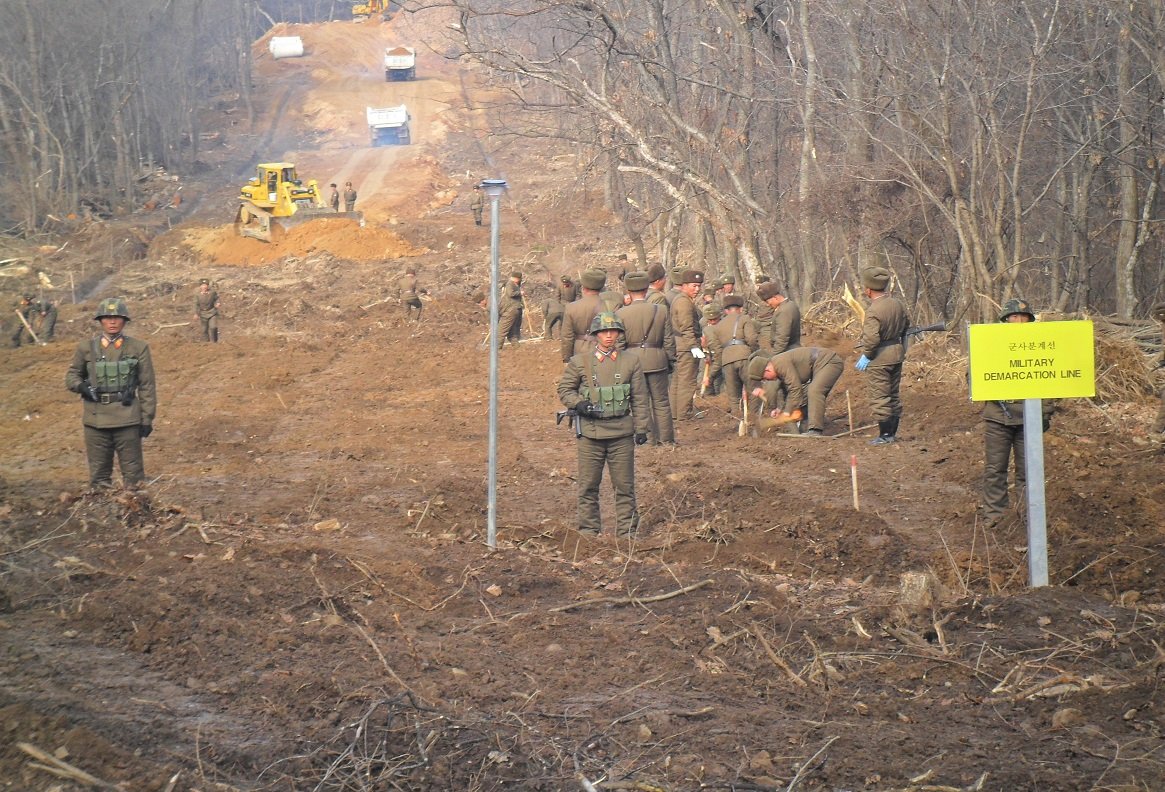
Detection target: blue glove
<box><xmin>855</xmin><ymin>355</ymin><xmax>870</xmax><ymax>371</ymax></box>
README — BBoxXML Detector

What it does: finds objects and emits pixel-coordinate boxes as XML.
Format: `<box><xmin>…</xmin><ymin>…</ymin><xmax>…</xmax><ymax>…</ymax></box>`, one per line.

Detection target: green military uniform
<box><xmin>699</xmin><ymin>305</ymin><xmax>723</xmax><ymax>396</ymax></box>
<box><xmin>670</xmin><ymin>270</ymin><xmax>704</xmax><ymax>420</ymax></box>
<box><xmin>599</xmin><ymin>287</ymin><xmax>625</xmax><ymax>314</ymax></box>
<box><xmin>28</xmin><ymin>298</ymin><xmax>58</xmax><ymax>341</ymax></box>
<box><xmin>982</xmin><ymin>299</ymin><xmax>1057</xmax><ymax>522</ymax></box>
<box><xmin>558</xmin><ymin>313</ymin><xmax>650</xmax><ymax>536</ymax></box>
<box><xmin>65</xmin><ymin>297</ymin><xmax>157</xmax><ymax>488</ymax></box>
<box><xmin>856</xmin><ymin>267</ymin><xmax>910</xmax><ymax>444</ymax></box>
<box><xmin>470</xmin><ymin>188</ymin><xmax>484</xmax><ymax>225</ymax></box>
<box><xmin>760</xmin><ymin>347</ymin><xmax>844</xmax><ymax>434</ymax></box>
<box><xmin>1153</xmin><ymin>302</ymin><xmax>1165</xmax><ymax>434</ymax></box>
<box><xmin>560</xmin><ymin>269</ymin><xmax>607</xmax><ymax>361</ymax></box>
<box><xmin>497</xmin><ymin>272</ymin><xmax>525</xmax><ymax>345</ymax></box>
<box><xmin>398</xmin><ymin>270</ymin><xmax>424</xmax><ymax>321</ymax></box>
<box><xmin>10</xmin><ymin>295</ymin><xmax>34</xmax><ymax>347</ymax></box>
<box><xmin>194</xmin><ymin>279</ymin><xmax>221</xmax><ymax>341</ymax></box>
<box><xmin>344</xmin><ymin>183</ymin><xmax>357</xmax><ymax>212</ymax></box>
<box><xmin>557</xmin><ymin>279</ymin><xmax>580</xmax><ymax>305</ymax></box>
<box><xmin>617</xmin><ymin>272</ymin><xmax>675</xmax><ymax>444</ymax></box>
<box><xmin>645</xmin><ymin>264</ymin><xmax>671</xmax><ymax>310</ymax></box>
<box><xmin>543</xmin><ymin>277</ymin><xmax>576</xmax><ymax>338</ymax></box>
<box><xmin>705</xmin><ymin>297</ymin><xmax>758</xmax><ymax>404</ymax></box>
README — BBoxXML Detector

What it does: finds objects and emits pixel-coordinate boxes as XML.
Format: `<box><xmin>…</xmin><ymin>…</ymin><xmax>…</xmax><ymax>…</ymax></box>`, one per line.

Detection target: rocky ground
<box><xmin>1</xmin><ymin>9</ymin><xmax>1164</xmax><ymax>792</ymax></box>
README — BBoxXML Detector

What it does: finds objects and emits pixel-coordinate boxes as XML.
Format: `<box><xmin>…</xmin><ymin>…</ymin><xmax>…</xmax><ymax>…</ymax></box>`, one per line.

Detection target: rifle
<box><xmin>904</xmin><ymin>322</ymin><xmax>947</xmax><ymax>350</ymax></box>
<box><xmin>556</xmin><ymin>408</ymin><xmax>582</xmax><ymax>438</ymax></box>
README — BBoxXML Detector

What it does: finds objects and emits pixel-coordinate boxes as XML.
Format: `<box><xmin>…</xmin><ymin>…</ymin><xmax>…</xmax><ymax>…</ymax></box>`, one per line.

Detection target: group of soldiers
<box><xmin>555</xmin><ymin>264</ymin><xmax>911</xmax><ymax>536</ymax></box>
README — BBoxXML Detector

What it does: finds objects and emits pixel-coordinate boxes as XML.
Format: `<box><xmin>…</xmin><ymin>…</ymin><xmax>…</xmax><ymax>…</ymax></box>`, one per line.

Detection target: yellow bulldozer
<box><xmin>235</xmin><ymin>163</ymin><xmax>362</xmax><ymax>242</ymax></box>
<box><xmin>352</xmin><ymin>0</ymin><xmax>390</xmax><ymax>21</ymax></box>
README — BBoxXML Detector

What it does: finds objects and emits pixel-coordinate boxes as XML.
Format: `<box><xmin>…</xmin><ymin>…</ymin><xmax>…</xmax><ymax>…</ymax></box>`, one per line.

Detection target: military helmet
<box><xmin>999</xmin><ymin>298</ymin><xmax>1035</xmax><ymax>322</ymax></box>
<box><xmin>589</xmin><ymin>312</ymin><xmax>625</xmax><ymax>334</ymax></box>
<box><xmin>94</xmin><ymin>296</ymin><xmax>131</xmax><ymax>321</ymax></box>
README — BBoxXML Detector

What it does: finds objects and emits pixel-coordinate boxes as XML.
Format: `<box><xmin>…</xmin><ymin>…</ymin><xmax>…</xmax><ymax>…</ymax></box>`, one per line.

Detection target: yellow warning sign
<box><xmin>968</xmin><ymin>320</ymin><xmax>1095</xmax><ymax>401</ymax></box>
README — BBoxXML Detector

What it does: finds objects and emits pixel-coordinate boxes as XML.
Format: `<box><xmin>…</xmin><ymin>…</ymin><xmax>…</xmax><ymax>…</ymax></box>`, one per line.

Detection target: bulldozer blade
<box><xmin>275</xmin><ymin>209</ymin><xmax>364</xmax><ymax>233</ymax></box>
<box><xmin>236</xmin><ymin>203</ymin><xmax>273</xmax><ymax>242</ymax></box>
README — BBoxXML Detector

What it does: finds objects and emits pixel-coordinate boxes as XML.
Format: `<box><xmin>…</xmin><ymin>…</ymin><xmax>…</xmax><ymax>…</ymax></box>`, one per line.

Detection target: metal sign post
<box><xmin>481</xmin><ymin>178</ymin><xmax>507</xmax><ymax>550</ymax></box>
<box><xmin>967</xmin><ymin>320</ymin><xmax>1095</xmax><ymax>587</ymax></box>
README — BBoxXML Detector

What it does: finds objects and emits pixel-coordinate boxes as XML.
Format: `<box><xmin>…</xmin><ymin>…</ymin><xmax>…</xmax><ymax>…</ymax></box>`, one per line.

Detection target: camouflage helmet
<box><xmin>94</xmin><ymin>296</ymin><xmax>131</xmax><ymax>321</ymax></box>
<box><xmin>999</xmin><ymin>298</ymin><xmax>1035</xmax><ymax>322</ymax></box>
<box><xmin>589</xmin><ymin>312</ymin><xmax>625</xmax><ymax>334</ymax></box>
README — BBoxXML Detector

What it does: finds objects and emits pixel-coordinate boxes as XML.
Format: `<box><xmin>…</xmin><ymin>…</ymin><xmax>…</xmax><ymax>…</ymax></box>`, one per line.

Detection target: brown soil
<box><xmin>2</xmin><ymin>10</ymin><xmax>1164</xmax><ymax>792</ymax></box>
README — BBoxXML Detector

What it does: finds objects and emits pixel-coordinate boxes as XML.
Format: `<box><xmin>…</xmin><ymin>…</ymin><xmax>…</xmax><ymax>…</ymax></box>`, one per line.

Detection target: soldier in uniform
<box><xmin>192</xmin><ymin>278</ymin><xmax>221</xmax><ymax>342</ymax></box>
<box><xmin>65</xmin><ymin>297</ymin><xmax>157</xmax><ymax>489</ymax></box>
<box><xmin>558</xmin><ymin>312</ymin><xmax>650</xmax><ymax>537</ymax></box>
<box><xmin>752</xmin><ymin>347</ymin><xmax>844</xmax><ymax>436</ymax></box>
<box><xmin>497</xmin><ymin>271</ymin><xmax>525</xmax><ymax>346</ymax></box>
<box><xmin>329</xmin><ymin>183</ymin><xmax>340</xmax><ymax>212</ymax></box>
<box><xmin>31</xmin><ymin>297</ymin><xmax>58</xmax><ymax>341</ymax></box>
<box><xmin>398</xmin><ymin>267</ymin><xmax>426</xmax><ymax>321</ymax></box>
<box><xmin>470</xmin><ymin>185</ymin><xmax>484</xmax><ymax>226</ymax></box>
<box><xmin>561</xmin><ymin>269</ymin><xmax>607</xmax><ymax>360</ymax></box>
<box><xmin>618</xmin><ymin>271</ymin><xmax>675</xmax><ymax>445</ymax></box>
<box><xmin>646</xmin><ymin>264</ymin><xmax>671</xmax><ymax>309</ymax></box>
<box><xmin>10</xmin><ymin>295</ymin><xmax>34</xmax><ymax>347</ymax></box>
<box><xmin>670</xmin><ymin>269</ymin><xmax>704</xmax><ymax>420</ymax></box>
<box><xmin>756</xmin><ymin>282</ymin><xmax>801</xmax><ymax>354</ymax></box>
<box><xmin>558</xmin><ymin>275</ymin><xmax>580</xmax><ymax>304</ymax></box>
<box><xmin>717</xmin><ymin>274</ymin><xmax>736</xmax><ymax>302</ymax></box>
<box><xmin>982</xmin><ymin>299</ymin><xmax>1056</xmax><ymax>524</ymax></box>
<box><xmin>704</xmin><ymin>295</ymin><xmax>758</xmax><ymax>406</ymax></box>
<box><xmin>343</xmin><ymin>181</ymin><xmax>358</xmax><ymax>212</ymax></box>
<box><xmin>854</xmin><ymin>266</ymin><xmax>910</xmax><ymax>444</ymax></box>
<box><xmin>1153</xmin><ymin>301</ymin><xmax>1165</xmax><ymax>435</ymax></box>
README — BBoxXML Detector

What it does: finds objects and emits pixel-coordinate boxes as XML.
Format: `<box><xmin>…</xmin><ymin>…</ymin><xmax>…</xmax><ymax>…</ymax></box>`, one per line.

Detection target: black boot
<box><xmin>869</xmin><ymin>419</ymin><xmax>897</xmax><ymax>445</ymax></box>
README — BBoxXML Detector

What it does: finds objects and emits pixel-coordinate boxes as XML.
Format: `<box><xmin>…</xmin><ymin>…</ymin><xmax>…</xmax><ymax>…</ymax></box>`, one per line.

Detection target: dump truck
<box><xmin>352</xmin><ymin>0</ymin><xmax>390</xmax><ymax>21</ymax></box>
<box><xmin>235</xmin><ymin>163</ymin><xmax>363</xmax><ymax>242</ymax></box>
<box><xmin>366</xmin><ymin>105</ymin><xmax>411</xmax><ymax>146</ymax></box>
<box><xmin>384</xmin><ymin>46</ymin><xmax>416</xmax><ymax>81</ymax></box>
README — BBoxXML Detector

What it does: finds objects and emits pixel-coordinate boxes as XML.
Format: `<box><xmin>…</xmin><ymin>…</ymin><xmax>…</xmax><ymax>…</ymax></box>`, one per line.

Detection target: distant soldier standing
<box><xmin>398</xmin><ymin>266</ymin><xmax>426</xmax><ymax>321</ymax></box>
<box><xmin>1153</xmin><ymin>302</ymin><xmax>1165</xmax><ymax>435</ymax></box>
<box><xmin>470</xmin><ymin>185</ymin><xmax>484</xmax><ymax>226</ymax></box>
<box><xmin>561</xmin><ymin>269</ymin><xmax>607</xmax><ymax>361</ymax></box>
<box><xmin>193</xmin><ymin>278</ymin><xmax>221</xmax><ymax>342</ymax></box>
<box><xmin>329</xmin><ymin>183</ymin><xmax>340</xmax><ymax>212</ymax></box>
<box><xmin>854</xmin><ymin>266</ymin><xmax>910</xmax><ymax>444</ymax></box>
<box><xmin>557</xmin><ymin>274</ymin><xmax>580</xmax><ymax>305</ymax></box>
<box><xmin>343</xmin><ymin>181</ymin><xmax>358</xmax><ymax>212</ymax></box>
<box><xmin>497</xmin><ymin>271</ymin><xmax>525</xmax><ymax>346</ymax></box>
<box><xmin>31</xmin><ymin>297</ymin><xmax>58</xmax><ymax>341</ymax></box>
<box><xmin>618</xmin><ymin>271</ymin><xmax>676</xmax><ymax>445</ymax></box>
<box><xmin>65</xmin><ymin>297</ymin><xmax>157</xmax><ymax>490</ymax></box>
<box><xmin>558</xmin><ymin>312</ymin><xmax>650</xmax><ymax>537</ymax></box>
<box><xmin>704</xmin><ymin>295</ymin><xmax>758</xmax><ymax>406</ymax></box>
<box><xmin>982</xmin><ymin>299</ymin><xmax>1056</xmax><ymax>524</ymax></box>
<box><xmin>756</xmin><ymin>282</ymin><xmax>801</xmax><ymax>354</ymax></box>
<box><xmin>645</xmin><ymin>264</ymin><xmax>672</xmax><ymax>310</ymax></box>
<box><xmin>670</xmin><ymin>269</ymin><xmax>704</xmax><ymax>420</ymax></box>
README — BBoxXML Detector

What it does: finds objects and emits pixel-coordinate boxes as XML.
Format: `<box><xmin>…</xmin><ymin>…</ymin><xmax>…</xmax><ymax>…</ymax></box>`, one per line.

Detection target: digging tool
<box><xmin>15</xmin><ymin>309</ymin><xmax>42</xmax><ymax>345</ymax></box>
<box><xmin>738</xmin><ymin>386</ymin><xmax>749</xmax><ymax>436</ymax></box>
<box><xmin>756</xmin><ymin>408</ymin><xmax>802</xmax><ymax>433</ymax></box>
<box><xmin>850</xmin><ymin>454</ymin><xmax>860</xmax><ymax>510</ymax></box>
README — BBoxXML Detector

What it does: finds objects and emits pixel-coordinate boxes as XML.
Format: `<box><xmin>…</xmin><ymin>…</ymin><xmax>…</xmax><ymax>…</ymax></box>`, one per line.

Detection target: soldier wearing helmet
<box><xmin>981</xmin><ymin>297</ymin><xmax>1055</xmax><ymax>526</ymax></box>
<box><xmin>557</xmin><ymin>311</ymin><xmax>650</xmax><ymax>537</ymax></box>
<box><xmin>65</xmin><ymin>296</ymin><xmax>157</xmax><ymax>490</ymax></box>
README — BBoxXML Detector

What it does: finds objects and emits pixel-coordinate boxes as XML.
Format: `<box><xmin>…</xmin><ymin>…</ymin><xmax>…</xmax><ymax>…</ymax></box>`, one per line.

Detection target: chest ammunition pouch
<box><xmin>584</xmin><ymin>356</ymin><xmax>631</xmax><ymax>418</ymax></box>
<box><xmin>91</xmin><ymin>339</ymin><xmax>139</xmax><ymax>405</ymax></box>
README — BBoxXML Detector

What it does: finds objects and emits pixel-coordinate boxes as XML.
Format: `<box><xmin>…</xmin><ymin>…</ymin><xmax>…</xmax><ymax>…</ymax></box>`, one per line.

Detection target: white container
<box><xmin>269</xmin><ymin>36</ymin><xmax>305</xmax><ymax>59</ymax></box>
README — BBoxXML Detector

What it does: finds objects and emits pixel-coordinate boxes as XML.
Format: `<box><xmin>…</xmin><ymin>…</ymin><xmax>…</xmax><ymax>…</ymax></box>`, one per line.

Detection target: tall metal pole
<box><xmin>481</xmin><ymin>179</ymin><xmax>507</xmax><ymax>550</ymax></box>
<box><xmin>1023</xmin><ymin>398</ymin><xmax>1049</xmax><ymax>587</ymax></box>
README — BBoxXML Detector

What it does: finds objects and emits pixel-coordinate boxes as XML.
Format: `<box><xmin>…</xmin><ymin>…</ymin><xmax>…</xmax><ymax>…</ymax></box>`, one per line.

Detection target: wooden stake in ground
<box><xmin>738</xmin><ymin>386</ymin><xmax>749</xmax><ymax>436</ymax></box>
<box><xmin>846</xmin><ymin>389</ymin><xmax>854</xmax><ymax>434</ymax></box>
<box><xmin>15</xmin><ymin>310</ymin><xmax>42</xmax><ymax>345</ymax></box>
<box><xmin>850</xmin><ymin>454</ymin><xmax>860</xmax><ymax>511</ymax></box>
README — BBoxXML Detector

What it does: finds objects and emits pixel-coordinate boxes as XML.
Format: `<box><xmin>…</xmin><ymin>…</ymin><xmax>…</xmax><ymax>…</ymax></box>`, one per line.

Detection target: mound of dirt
<box><xmin>182</xmin><ymin>219</ymin><xmax>428</xmax><ymax>266</ymax></box>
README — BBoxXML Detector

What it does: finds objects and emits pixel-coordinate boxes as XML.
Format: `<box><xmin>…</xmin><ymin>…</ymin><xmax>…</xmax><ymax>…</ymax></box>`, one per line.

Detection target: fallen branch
<box><xmin>548</xmin><ymin>578</ymin><xmax>714</xmax><ymax>613</ymax></box>
<box><xmin>749</xmin><ymin>622</ymin><xmax>807</xmax><ymax>688</ymax></box>
<box><xmin>152</xmin><ymin>321</ymin><xmax>190</xmax><ymax>334</ymax></box>
<box><xmin>17</xmin><ymin>742</ymin><xmax>117</xmax><ymax>789</ymax></box>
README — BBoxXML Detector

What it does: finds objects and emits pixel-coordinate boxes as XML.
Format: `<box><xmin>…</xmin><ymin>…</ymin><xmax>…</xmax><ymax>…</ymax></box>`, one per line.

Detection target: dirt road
<box><xmin>1</xmin><ymin>10</ymin><xmax>1163</xmax><ymax>792</ymax></box>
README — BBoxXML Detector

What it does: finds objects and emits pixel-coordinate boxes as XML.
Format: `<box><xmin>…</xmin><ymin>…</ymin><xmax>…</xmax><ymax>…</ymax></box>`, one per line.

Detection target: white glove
<box><xmin>691</xmin><ymin>348</ymin><xmax>705</xmax><ymax>359</ymax></box>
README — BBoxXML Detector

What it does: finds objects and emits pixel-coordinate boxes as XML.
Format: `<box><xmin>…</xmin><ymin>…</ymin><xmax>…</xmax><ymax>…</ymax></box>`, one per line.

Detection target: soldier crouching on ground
<box><xmin>981</xmin><ymin>299</ymin><xmax>1056</xmax><ymax>526</ymax></box>
<box><xmin>751</xmin><ymin>347</ymin><xmax>844</xmax><ymax>436</ymax></box>
<box><xmin>65</xmin><ymin>297</ymin><xmax>157</xmax><ymax>490</ymax></box>
<box><xmin>558</xmin><ymin>312</ymin><xmax>650</xmax><ymax>537</ymax></box>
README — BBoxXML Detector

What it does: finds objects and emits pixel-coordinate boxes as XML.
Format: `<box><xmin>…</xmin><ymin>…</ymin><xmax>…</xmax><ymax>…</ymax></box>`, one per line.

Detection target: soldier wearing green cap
<box><xmin>670</xmin><ymin>269</ymin><xmax>705</xmax><ymax>419</ymax></box>
<box><xmin>618</xmin><ymin>271</ymin><xmax>676</xmax><ymax>445</ymax></box>
<box><xmin>645</xmin><ymin>264</ymin><xmax>672</xmax><ymax>310</ymax></box>
<box><xmin>193</xmin><ymin>278</ymin><xmax>222</xmax><ymax>341</ymax></box>
<box><xmin>497</xmin><ymin>271</ymin><xmax>525</xmax><ymax>346</ymax></box>
<box><xmin>558</xmin><ymin>312</ymin><xmax>650</xmax><ymax>536</ymax></box>
<box><xmin>704</xmin><ymin>295</ymin><xmax>757</xmax><ymax>405</ymax></box>
<box><xmin>561</xmin><ymin>269</ymin><xmax>607</xmax><ymax>361</ymax></box>
<box><xmin>65</xmin><ymin>296</ymin><xmax>157</xmax><ymax>489</ymax></box>
<box><xmin>854</xmin><ymin>267</ymin><xmax>910</xmax><ymax>444</ymax></box>
<box><xmin>756</xmin><ymin>282</ymin><xmax>801</xmax><ymax>354</ymax></box>
<box><xmin>981</xmin><ymin>298</ymin><xmax>1056</xmax><ymax>525</ymax></box>
<box><xmin>1153</xmin><ymin>301</ymin><xmax>1165</xmax><ymax>434</ymax></box>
